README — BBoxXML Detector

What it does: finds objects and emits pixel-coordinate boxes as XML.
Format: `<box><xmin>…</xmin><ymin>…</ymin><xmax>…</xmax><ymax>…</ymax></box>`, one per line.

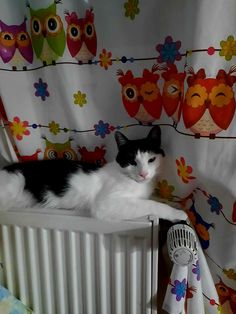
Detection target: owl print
<box><xmin>161</xmin><ymin>64</ymin><xmax>186</xmax><ymax>126</ymax></box>
<box><xmin>216</xmin><ymin>278</ymin><xmax>236</xmax><ymax>313</ymax></box>
<box><xmin>0</xmin><ymin>18</ymin><xmax>33</xmax><ymax>69</ymax></box>
<box><xmin>43</xmin><ymin>137</ymin><xmax>78</xmax><ymax>160</ymax></box>
<box><xmin>78</xmin><ymin>146</ymin><xmax>106</xmax><ymax>166</ymax></box>
<box><xmin>28</xmin><ymin>1</ymin><xmax>66</xmax><ymax>64</ymax></box>
<box><xmin>64</xmin><ymin>9</ymin><xmax>97</xmax><ymax>63</ymax></box>
<box><xmin>182</xmin><ymin>67</ymin><xmax>236</xmax><ymax>137</ymax></box>
<box><xmin>117</xmin><ymin>65</ymin><xmax>163</xmax><ymax>125</ymax></box>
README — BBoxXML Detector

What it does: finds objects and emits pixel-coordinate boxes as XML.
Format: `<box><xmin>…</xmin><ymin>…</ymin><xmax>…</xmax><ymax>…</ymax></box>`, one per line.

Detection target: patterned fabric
<box><xmin>0</xmin><ymin>0</ymin><xmax>235</xmax><ymax>313</ymax></box>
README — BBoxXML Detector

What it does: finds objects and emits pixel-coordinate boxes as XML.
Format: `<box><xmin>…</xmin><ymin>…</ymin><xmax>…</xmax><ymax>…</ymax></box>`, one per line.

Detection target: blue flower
<box><xmin>171</xmin><ymin>278</ymin><xmax>187</xmax><ymax>301</ymax></box>
<box><xmin>207</xmin><ymin>196</ymin><xmax>222</xmax><ymax>214</ymax></box>
<box><xmin>34</xmin><ymin>78</ymin><xmax>50</xmax><ymax>101</ymax></box>
<box><xmin>94</xmin><ymin>120</ymin><xmax>110</xmax><ymax>138</ymax></box>
<box><xmin>192</xmin><ymin>260</ymin><xmax>201</xmax><ymax>281</ymax></box>
<box><xmin>156</xmin><ymin>36</ymin><xmax>182</xmax><ymax>64</ymax></box>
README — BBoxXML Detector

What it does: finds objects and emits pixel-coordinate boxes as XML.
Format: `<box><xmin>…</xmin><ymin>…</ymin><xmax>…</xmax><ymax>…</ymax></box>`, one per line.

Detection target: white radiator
<box><xmin>0</xmin><ymin>210</ymin><xmax>159</xmax><ymax>314</ymax></box>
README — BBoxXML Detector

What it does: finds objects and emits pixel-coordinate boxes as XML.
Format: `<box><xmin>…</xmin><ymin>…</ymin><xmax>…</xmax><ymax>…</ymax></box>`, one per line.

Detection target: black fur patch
<box><xmin>4</xmin><ymin>160</ymin><xmax>99</xmax><ymax>202</ymax></box>
<box><xmin>116</xmin><ymin>138</ymin><xmax>165</xmax><ymax>168</ymax></box>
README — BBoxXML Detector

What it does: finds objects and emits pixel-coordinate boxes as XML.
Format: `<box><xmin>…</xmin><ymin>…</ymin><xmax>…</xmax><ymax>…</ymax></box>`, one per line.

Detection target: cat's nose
<box><xmin>139</xmin><ymin>171</ymin><xmax>148</xmax><ymax>178</ymax></box>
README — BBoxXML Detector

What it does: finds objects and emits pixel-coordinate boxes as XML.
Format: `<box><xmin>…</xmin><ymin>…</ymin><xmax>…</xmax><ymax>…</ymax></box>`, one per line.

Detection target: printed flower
<box><xmin>73</xmin><ymin>90</ymin><xmax>87</xmax><ymax>107</ymax></box>
<box><xmin>171</xmin><ymin>279</ymin><xmax>187</xmax><ymax>301</ymax></box>
<box><xmin>48</xmin><ymin>121</ymin><xmax>60</xmax><ymax>135</ymax></box>
<box><xmin>99</xmin><ymin>49</ymin><xmax>112</xmax><ymax>70</ymax></box>
<box><xmin>140</xmin><ymin>82</ymin><xmax>159</xmax><ymax>101</ymax></box>
<box><xmin>176</xmin><ymin>157</ymin><xmax>196</xmax><ymax>184</ymax></box>
<box><xmin>156</xmin><ymin>36</ymin><xmax>182</xmax><ymax>64</ymax></box>
<box><xmin>223</xmin><ymin>268</ymin><xmax>236</xmax><ymax>280</ymax></box>
<box><xmin>156</xmin><ymin>180</ymin><xmax>175</xmax><ymax>200</ymax></box>
<box><xmin>219</xmin><ymin>35</ymin><xmax>236</xmax><ymax>61</ymax></box>
<box><xmin>33</xmin><ymin>78</ymin><xmax>50</xmax><ymax>101</ymax></box>
<box><xmin>192</xmin><ymin>260</ymin><xmax>201</xmax><ymax>281</ymax></box>
<box><xmin>94</xmin><ymin>120</ymin><xmax>110</xmax><ymax>138</ymax></box>
<box><xmin>207</xmin><ymin>196</ymin><xmax>222</xmax><ymax>214</ymax></box>
<box><xmin>9</xmin><ymin>117</ymin><xmax>30</xmax><ymax>141</ymax></box>
<box><xmin>124</xmin><ymin>0</ymin><xmax>140</xmax><ymax>20</ymax></box>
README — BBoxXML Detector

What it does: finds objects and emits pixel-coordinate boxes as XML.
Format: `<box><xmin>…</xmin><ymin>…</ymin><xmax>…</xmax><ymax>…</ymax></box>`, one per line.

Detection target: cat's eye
<box><xmin>148</xmin><ymin>157</ymin><xmax>156</xmax><ymax>163</ymax></box>
<box><xmin>130</xmin><ymin>160</ymin><xmax>137</xmax><ymax>166</ymax></box>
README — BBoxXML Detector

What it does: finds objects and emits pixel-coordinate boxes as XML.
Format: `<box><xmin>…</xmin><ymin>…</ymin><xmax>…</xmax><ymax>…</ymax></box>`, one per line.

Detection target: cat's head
<box><xmin>115</xmin><ymin>126</ymin><xmax>165</xmax><ymax>182</ymax></box>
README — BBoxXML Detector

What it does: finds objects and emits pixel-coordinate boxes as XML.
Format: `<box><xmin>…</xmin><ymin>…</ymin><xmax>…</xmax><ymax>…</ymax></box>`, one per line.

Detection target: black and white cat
<box><xmin>0</xmin><ymin>126</ymin><xmax>187</xmax><ymax>222</ymax></box>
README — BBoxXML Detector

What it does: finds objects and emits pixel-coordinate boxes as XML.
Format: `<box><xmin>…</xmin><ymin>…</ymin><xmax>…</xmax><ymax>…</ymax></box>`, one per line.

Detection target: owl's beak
<box><xmin>138</xmin><ymin>95</ymin><xmax>143</xmax><ymax>102</ymax></box>
<box><xmin>81</xmin><ymin>34</ymin><xmax>85</xmax><ymax>41</ymax></box>
<box><xmin>205</xmin><ymin>99</ymin><xmax>211</xmax><ymax>108</ymax></box>
<box><xmin>42</xmin><ymin>29</ymin><xmax>47</xmax><ymax>37</ymax></box>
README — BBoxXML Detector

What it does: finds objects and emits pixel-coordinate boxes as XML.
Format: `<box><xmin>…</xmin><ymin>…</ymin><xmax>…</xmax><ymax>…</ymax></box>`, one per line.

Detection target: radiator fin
<box><xmin>0</xmin><ymin>223</ymin><xmax>157</xmax><ymax>314</ymax></box>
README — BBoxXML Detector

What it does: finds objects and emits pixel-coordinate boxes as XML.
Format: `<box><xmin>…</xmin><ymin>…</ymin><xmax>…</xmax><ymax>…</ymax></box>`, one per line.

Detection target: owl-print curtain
<box><xmin>0</xmin><ymin>0</ymin><xmax>236</xmax><ymax>313</ymax></box>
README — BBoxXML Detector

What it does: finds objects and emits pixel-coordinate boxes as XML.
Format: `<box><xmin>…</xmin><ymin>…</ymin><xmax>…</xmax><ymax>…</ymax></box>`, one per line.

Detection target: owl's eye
<box><xmin>185</xmin><ymin>84</ymin><xmax>207</xmax><ymax>108</ymax></box>
<box><xmin>216</xmin><ymin>284</ymin><xmax>229</xmax><ymax>296</ymax></box>
<box><xmin>31</xmin><ymin>17</ymin><xmax>42</xmax><ymax>35</ymax></box>
<box><xmin>47</xmin><ymin>149</ymin><xmax>58</xmax><ymax>160</ymax></box>
<box><xmin>0</xmin><ymin>31</ymin><xmax>15</xmax><ymax>46</ymax></box>
<box><xmin>167</xmin><ymin>84</ymin><xmax>179</xmax><ymax>95</ymax></box>
<box><xmin>123</xmin><ymin>85</ymin><xmax>138</xmax><ymax>102</ymax></box>
<box><xmin>68</xmin><ymin>24</ymin><xmax>81</xmax><ymax>40</ymax></box>
<box><xmin>63</xmin><ymin>151</ymin><xmax>74</xmax><ymax>160</ymax></box>
<box><xmin>16</xmin><ymin>32</ymin><xmax>30</xmax><ymax>47</ymax></box>
<box><xmin>45</xmin><ymin>15</ymin><xmax>62</xmax><ymax>35</ymax></box>
<box><xmin>85</xmin><ymin>23</ymin><xmax>94</xmax><ymax>38</ymax></box>
<box><xmin>209</xmin><ymin>83</ymin><xmax>233</xmax><ymax>108</ymax></box>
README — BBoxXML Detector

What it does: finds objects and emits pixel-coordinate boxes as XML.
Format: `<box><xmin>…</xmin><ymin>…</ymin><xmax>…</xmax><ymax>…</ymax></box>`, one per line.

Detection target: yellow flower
<box><xmin>219</xmin><ymin>35</ymin><xmax>236</xmax><ymax>61</ymax></box>
<box><xmin>48</xmin><ymin>121</ymin><xmax>60</xmax><ymax>135</ymax></box>
<box><xmin>185</xmin><ymin>84</ymin><xmax>208</xmax><ymax>108</ymax></box>
<box><xmin>124</xmin><ymin>0</ymin><xmax>140</xmax><ymax>20</ymax></box>
<box><xmin>9</xmin><ymin>116</ymin><xmax>30</xmax><ymax>141</ymax></box>
<box><xmin>156</xmin><ymin>180</ymin><xmax>174</xmax><ymax>200</ymax></box>
<box><xmin>140</xmin><ymin>81</ymin><xmax>159</xmax><ymax>101</ymax></box>
<box><xmin>209</xmin><ymin>83</ymin><xmax>233</xmax><ymax>107</ymax></box>
<box><xmin>73</xmin><ymin>91</ymin><xmax>87</xmax><ymax>107</ymax></box>
<box><xmin>99</xmin><ymin>49</ymin><xmax>112</xmax><ymax>70</ymax></box>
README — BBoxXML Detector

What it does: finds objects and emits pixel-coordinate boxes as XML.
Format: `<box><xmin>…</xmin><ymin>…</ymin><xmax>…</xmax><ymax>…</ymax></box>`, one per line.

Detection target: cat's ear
<box><xmin>115</xmin><ymin>131</ymin><xmax>129</xmax><ymax>148</ymax></box>
<box><xmin>147</xmin><ymin>126</ymin><xmax>162</xmax><ymax>146</ymax></box>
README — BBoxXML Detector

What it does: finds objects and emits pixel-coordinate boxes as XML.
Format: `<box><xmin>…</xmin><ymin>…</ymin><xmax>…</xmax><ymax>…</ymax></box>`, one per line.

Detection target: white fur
<box><xmin>0</xmin><ymin>151</ymin><xmax>187</xmax><ymax>222</ymax></box>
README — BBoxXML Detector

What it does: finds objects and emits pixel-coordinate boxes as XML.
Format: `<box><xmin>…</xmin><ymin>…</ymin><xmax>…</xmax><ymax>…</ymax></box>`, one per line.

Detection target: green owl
<box><xmin>43</xmin><ymin>137</ymin><xmax>78</xmax><ymax>160</ymax></box>
<box><xmin>28</xmin><ymin>1</ymin><xmax>66</xmax><ymax>64</ymax></box>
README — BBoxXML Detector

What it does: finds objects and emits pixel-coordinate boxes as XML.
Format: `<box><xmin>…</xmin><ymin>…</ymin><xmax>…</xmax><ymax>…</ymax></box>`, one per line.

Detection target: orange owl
<box><xmin>117</xmin><ymin>65</ymin><xmax>163</xmax><ymax>125</ymax></box>
<box><xmin>182</xmin><ymin>67</ymin><xmax>236</xmax><ymax>137</ymax></box>
<box><xmin>161</xmin><ymin>64</ymin><xmax>186</xmax><ymax>125</ymax></box>
<box><xmin>216</xmin><ymin>278</ymin><xmax>236</xmax><ymax>313</ymax></box>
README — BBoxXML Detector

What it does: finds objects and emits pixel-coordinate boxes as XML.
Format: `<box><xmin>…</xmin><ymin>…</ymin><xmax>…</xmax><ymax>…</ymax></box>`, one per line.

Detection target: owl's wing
<box><xmin>47</xmin><ymin>29</ymin><xmax>66</xmax><ymax>57</ymax></box>
<box><xmin>182</xmin><ymin>102</ymin><xmax>206</xmax><ymax>129</ymax></box>
<box><xmin>143</xmin><ymin>98</ymin><xmax>162</xmax><ymax>119</ymax></box>
<box><xmin>209</xmin><ymin>102</ymin><xmax>235</xmax><ymax>130</ymax></box>
<box><xmin>0</xmin><ymin>45</ymin><xmax>15</xmax><ymax>63</ymax></box>
<box><xmin>18</xmin><ymin>45</ymin><xmax>34</xmax><ymax>63</ymax></box>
